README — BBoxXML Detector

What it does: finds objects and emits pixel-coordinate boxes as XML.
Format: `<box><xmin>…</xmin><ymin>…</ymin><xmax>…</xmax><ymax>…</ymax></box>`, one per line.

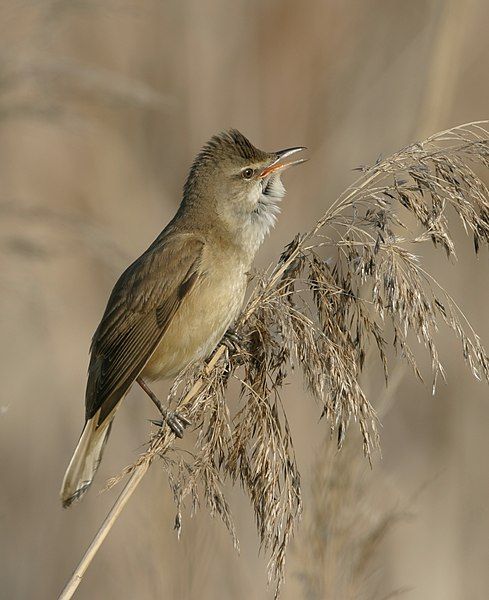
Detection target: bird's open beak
<box><xmin>260</xmin><ymin>147</ymin><xmax>308</xmax><ymax>178</ymax></box>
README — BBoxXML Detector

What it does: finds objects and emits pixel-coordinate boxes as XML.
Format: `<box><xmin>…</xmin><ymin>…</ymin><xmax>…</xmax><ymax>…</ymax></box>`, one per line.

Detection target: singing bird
<box><xmin>61</xmin><ymin>130</ymin><xmax>306</xmax><ymax>507</ymax></box>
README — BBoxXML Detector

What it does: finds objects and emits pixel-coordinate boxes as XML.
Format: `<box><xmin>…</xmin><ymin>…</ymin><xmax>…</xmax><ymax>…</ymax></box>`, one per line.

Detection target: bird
<box><xmin>60</xmin><ymin>129</ymin><xmax>306</xmax><ymax>507</ymax></box>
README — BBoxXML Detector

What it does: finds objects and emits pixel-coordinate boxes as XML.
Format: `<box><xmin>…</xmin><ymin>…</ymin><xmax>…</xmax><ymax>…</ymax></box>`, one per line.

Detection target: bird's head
<box><xmin>182</xmin><ymin>129</ymin><xmax>306</xmax><ymax>254</ymax></box>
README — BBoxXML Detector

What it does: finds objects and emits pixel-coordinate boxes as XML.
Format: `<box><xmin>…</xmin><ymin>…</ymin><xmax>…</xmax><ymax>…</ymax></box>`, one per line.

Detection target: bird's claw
<box><xmin>222</xmin><ymin>328</ymin><xmax>243</xmax><ymax>352</ymax></box>
<box><xmin>150</xmin><ymin>411</ymin><xmax>191</xmax><ymax>438</ymax></box>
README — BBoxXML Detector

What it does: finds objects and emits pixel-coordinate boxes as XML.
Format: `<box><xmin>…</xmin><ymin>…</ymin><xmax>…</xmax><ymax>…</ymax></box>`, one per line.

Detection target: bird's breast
<box><xmin>142</xmin><ymin>255</ymin><xmax>247</xmax><ymax>380</ymax></box>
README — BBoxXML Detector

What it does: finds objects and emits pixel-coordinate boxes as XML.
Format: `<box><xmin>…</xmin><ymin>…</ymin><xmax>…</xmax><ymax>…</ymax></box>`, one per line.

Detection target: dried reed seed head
<box><xmin>115</xmin><ymin>122</ymin><xmax>489</xmax><ymax>596</ymax></box>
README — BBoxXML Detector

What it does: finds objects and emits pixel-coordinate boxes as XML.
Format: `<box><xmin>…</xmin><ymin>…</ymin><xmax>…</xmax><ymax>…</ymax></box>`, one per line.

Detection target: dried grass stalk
<box><xmin>295</xmin><ymin>434</ymin><xmax>412</xmax><ymax>600</ymax></box>
<box><xmin>67</xmin><ymin>121</ymin><xmax>489</xmax><ymax>599</ymax></box>
<box><xmin>295</xmin><ymin>369</ymin><xmax>410</xmax><ymax>600</ymax></box>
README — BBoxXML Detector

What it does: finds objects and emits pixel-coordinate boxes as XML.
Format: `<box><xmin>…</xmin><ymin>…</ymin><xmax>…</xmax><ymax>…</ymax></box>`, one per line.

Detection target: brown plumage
<box><xmin>61</xmin><ymin>130</ymin><xmax>306</xmax><ymax>507</ymax></box>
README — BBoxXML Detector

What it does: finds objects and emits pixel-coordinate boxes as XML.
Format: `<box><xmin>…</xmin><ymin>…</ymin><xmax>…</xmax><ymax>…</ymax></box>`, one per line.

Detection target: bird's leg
<box><xmin>136</xmin><ymin>377</ymin><xmax>191</xmax><ymax>438</ymax></box>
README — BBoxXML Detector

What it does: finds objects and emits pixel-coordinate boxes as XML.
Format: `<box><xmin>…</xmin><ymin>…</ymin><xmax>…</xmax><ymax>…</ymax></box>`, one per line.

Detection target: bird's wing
<box><xmin>85</xmin><ymin>232</ymin><xmax>205</xmax><ymax>425</ymax></box>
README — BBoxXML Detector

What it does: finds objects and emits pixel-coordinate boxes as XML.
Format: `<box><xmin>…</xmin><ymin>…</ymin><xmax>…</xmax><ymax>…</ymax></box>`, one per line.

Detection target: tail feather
<box><xmin>60</xmin><ymin>410</ymin><xmax>114</xmax><ymax>508</ymax></box>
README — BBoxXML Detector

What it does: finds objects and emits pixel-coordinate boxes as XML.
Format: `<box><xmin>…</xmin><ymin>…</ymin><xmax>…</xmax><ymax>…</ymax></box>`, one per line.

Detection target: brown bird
<box><xmin>60</xmin><ymin>129</ymin><xmax>306</xmax><ymax>507</ymax></box>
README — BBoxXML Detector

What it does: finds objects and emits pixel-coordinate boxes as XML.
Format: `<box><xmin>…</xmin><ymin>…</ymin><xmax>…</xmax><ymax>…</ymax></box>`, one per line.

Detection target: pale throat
<box><xmin>216</xmin><ymin>173</ymin><xmax>287</xmax><ymax>260</ymax></box>
<box><xmin>243</xmin><ymin>173</ymin><xmax>286</xmax><ymax>255</ymax></box>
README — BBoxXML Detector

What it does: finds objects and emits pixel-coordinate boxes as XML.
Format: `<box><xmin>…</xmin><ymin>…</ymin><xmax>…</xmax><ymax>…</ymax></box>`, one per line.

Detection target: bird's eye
<box><xmin>242</xmin><ymin>168</ymin><xmax>254</xmax><ymax>179</ymax></box>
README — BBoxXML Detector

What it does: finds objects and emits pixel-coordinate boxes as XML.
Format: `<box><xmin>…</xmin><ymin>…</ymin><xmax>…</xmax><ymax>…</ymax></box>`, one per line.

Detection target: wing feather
<box><xmin>85</xmin><ymin>232</ymin><xmax>204</xmax><ymax>424</ymax></box>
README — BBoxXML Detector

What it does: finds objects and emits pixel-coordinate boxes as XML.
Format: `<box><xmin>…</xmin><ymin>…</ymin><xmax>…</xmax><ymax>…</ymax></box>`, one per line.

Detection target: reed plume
<box><xmin>104</xmin><ymin>121</ymin><xmax>489</xmax><ymax>597</ymax></box>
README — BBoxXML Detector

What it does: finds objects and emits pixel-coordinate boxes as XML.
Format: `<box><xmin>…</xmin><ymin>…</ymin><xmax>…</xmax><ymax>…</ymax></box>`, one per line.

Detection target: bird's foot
<box><xmin>138</xmin><ymin>376</ymin><xmax>191</xmax><ymax>438</ymax></box>
<box><xmin>222</xmin><ymin>328</ymin><xmax>244</xmax><ymax>352</ymax></box>
<box><xmin>150</xmin><ymin>410</ymin><xmax>191</xmax><ymax>438</ymax></box>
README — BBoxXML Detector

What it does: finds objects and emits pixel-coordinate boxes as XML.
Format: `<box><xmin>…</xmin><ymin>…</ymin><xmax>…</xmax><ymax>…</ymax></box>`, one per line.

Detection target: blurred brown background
<box><xmin>1</xmin><ymin>1</ymin><xmax>488</xmax><ymax>599</ymax></box>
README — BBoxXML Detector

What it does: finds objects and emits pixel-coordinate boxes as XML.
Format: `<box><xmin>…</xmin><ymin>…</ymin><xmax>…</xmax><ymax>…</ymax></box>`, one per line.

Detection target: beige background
<box><xmin>1</xmin><ymin>1</ymin><xmax>488</xmax><ymax>599</ymax></box>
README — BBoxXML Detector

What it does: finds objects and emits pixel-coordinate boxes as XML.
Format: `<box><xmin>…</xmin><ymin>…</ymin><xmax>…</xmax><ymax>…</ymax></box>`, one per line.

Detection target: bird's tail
<box><xmin>60</xmin><ymin>410</ymin><xmax>114</xmax><ymax>508</ymax></box>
